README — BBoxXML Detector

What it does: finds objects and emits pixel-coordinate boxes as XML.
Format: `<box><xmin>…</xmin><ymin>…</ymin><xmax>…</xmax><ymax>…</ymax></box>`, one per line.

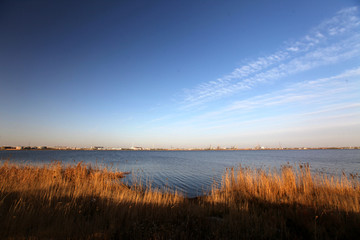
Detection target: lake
<box><xmin>1</xmin><ymin>149</ymin><xmax>359</xmax><ymax>197</ymax></box>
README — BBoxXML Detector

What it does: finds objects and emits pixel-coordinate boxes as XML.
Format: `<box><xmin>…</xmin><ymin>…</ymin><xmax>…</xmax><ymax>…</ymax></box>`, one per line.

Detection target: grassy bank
<box><xmin>0</xmin><ymin>162</ymin><xmax>359</xmax><ymax>239</ymax></box>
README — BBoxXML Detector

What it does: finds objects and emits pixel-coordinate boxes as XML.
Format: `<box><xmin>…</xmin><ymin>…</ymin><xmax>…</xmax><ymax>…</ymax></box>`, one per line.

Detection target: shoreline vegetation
<box><xmin>1</xmin><ymin>162</ymin><xmax>359</xmax><ymax>239</ymax></box>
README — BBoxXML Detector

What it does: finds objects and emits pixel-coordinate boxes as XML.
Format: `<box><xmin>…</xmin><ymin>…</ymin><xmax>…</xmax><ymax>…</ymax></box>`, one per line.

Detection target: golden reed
<box><xmin>1</xmin><ymin>161</ymin><xmax>359</xmax><ymax>239</ymax></box>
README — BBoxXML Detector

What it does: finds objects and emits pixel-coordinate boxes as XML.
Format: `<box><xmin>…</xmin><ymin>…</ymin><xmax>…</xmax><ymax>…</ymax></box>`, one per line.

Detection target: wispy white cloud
<box><xmin>213</xmin><ymin>66</ymin><xmax>360</xmax><ymax>116</ymax></box>
<box><xmin>161</xmin><ymin>66</ymin><xmax>360</xmax><ymax>133</ymax></box>
<box><xmin>181</xmin><ymin>6</ymin><xmax>360</xmax><ymax>108</ymax></box>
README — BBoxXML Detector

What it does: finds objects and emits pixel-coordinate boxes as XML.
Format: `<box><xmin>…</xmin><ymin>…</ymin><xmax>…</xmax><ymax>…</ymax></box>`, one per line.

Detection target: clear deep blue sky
<box><xmin>1</xmin><ymin>0</ymin><xmax>360</xmax><ymax>148</ymax></box>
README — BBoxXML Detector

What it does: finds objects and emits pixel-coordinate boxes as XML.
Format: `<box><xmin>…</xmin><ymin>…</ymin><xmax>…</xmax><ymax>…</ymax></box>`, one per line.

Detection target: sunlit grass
<box><xmin>209</xmin><ymin>164</ymin><xmax>359</xmax><ymax>212</ymax></box>
<box><xmin>1</xmin><ymin>161</ymin><xmax>359</xmax><ymax>239</ymax></box>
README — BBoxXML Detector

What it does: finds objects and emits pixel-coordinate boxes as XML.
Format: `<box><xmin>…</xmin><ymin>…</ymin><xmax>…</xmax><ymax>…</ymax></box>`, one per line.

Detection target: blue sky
<box><xmin>1</xmin><ymin>0</ymin><xmax>359</xmax><ymax>148</ymax></box>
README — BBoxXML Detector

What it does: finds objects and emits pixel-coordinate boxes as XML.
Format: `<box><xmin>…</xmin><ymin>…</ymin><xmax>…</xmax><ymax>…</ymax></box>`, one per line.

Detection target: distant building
<box><xmin>111</xmin><ymin>147</ymin><xmax>122</xmax><ymax>150</ymax></box>
<box><xmin>1</xmin><ymin>146</ymin><xmax>15</xmax><ymax>150</ymax></box>
<box><xmin>131</xmin><ymin>146</ymin><xmax>143</xmax><ymax>150</ymax></box>
<box><xmin>91</xmin><ymin>146</ymin><xmax>104</xmax><ymax>150</ymax></box>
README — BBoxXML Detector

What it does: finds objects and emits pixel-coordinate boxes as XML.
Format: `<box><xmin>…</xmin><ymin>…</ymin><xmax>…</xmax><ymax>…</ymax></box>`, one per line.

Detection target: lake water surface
<box><xmin>1</xmin><ymin>150</ymin><xmax>359</xmax><ymax>197</ymax></box>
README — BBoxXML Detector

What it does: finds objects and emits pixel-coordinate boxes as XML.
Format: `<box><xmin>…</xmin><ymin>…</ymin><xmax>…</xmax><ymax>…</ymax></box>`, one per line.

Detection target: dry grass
<box><xmin>209</xmin><ymin>164</ymin><xmax>359</xmax><ymax>212</ymax></box>
<box><xmin>0</xmin><ymin>161</ymin><xmax>359</xmax><ymax>239</ymax></box>
<box><xmin>206</xmin><ymin>164</ymin><xmax>360</xmax><ymax>239</ymax></box>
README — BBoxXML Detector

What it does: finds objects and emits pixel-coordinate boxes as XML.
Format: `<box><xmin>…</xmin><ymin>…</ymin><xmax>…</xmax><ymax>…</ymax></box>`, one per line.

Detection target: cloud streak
<box><xmin>181</xmin><ymin>6</ymin><xmax>360</xmax><ymax>108</ymax></box>
<box><xmin>225</xmin><ymin>67</ymin><xmax>360</xmax><ymax>112</ymax></box>
<box><xmin>163</xmin><ymin>66</ymin><xmax>360</xmax><ymax>133</ymax></box>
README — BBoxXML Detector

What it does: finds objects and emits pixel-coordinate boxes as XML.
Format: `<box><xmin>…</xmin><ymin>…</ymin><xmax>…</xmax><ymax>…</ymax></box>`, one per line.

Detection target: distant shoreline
<box><xmin>1</xmin><ymin>146</ymin><xmax>359</xmax><ymax>151</ymax></box>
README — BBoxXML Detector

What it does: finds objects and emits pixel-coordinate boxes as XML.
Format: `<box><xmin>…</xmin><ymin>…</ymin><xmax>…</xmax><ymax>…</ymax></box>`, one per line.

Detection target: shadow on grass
<box><xmin>1</xmin><ymin>189</ymin><xmax>359</xmax><ymax>239</ymax></box>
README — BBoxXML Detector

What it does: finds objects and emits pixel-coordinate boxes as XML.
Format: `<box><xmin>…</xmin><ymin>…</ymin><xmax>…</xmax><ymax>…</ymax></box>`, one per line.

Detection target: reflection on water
<box><xmin>1</xmin><ymin>150</ymin><xmax>359</xmax><ymax>197</ymax></box>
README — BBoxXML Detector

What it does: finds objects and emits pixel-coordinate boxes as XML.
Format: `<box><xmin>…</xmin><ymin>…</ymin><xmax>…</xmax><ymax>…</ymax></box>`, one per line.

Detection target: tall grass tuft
<box><xmin>209</xmin><ymin>164</ymin><xmax>359</xmax><ymax>212</ymax></box>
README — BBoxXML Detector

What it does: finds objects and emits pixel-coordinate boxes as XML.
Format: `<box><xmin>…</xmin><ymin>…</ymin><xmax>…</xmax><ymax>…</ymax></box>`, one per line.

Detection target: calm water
<box><xmin>1</xmin><ymin>150</ymin><xmax>359</xmax><ymax>197</ymax></box>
